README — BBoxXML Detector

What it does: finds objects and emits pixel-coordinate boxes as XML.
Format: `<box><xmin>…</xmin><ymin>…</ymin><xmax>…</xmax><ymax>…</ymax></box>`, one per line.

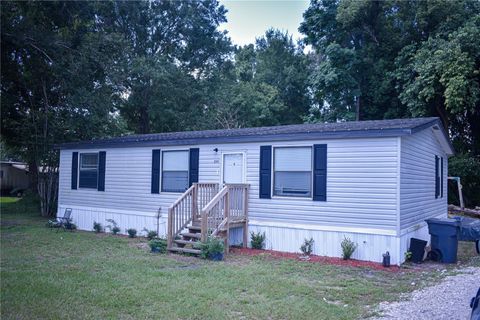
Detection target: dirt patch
<box><xmin>230</xmin><ymin>247</ymin><xmax>406</xmax><ymax>272</ymax></box>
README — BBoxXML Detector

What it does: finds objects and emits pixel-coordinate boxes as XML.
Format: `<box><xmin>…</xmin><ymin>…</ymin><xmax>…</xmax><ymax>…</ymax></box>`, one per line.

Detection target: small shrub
<box><xmin>105</xmin><ymin>219</ymin><xmax>120</xmax><ymax>235</ymax></box>
<box><xmin>250</xmin><ymin>231</ymin><xmax>266</xmax><ymax>250</ymax></box>
<box><xmin>404</xmin><ymin>251</ymin><xmax>412</xmax><ymax>261</ymax></box>
<box><xmin>143</xmin><ymin>228</ymin><xmax>158</xmax><ymax>240</ymax></box>
<box><xmin>300</xmin><ymin>237</ymin><xmax>315</xmax><ymax>256</ymax></box>
<box><xmin>341</xmin><ymin>237</ymin><xmax>357</xmax><ymax>260</ymax></box>
<box><xmin>149</xmin><ymin>238</ymin><xmax>167</xmax><ymax>253</ymax></box>
<box><xmin>111</xmin><ymin>226</ymin><xmax>121</xmax><ymax>235</ymax></box>
<box><xmin>127</xmin><ymin>228</ymin><xmax>137</xmax><ymax>238</ymax></box>
<box><xmin>198</xmin><ymin>236</ymin><xmax>224</xmax><ymax>260</ymax></box>
<box><xmin>93</xmin><ymin>221</ymin><xmax>103</xmax><ymax>233</ymax></box>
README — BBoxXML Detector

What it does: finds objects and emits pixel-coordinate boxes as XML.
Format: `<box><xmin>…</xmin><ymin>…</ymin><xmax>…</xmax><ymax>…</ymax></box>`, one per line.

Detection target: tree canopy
<box><xmin>1</xmin><ymin>0</ymin><xmax>479</xmax><ymax>210</ymax></box>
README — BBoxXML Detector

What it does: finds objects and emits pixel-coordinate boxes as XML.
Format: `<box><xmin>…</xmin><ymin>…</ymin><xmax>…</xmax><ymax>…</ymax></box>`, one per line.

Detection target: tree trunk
<box><xmin>28</xmin><ymin>159</ymin><xmax>38</xmax><ymax>192</ymax></box>
<box><xmin>355</xmin><ymin>96</ymin><xmax>361</xmax><ymax>121</ymax></box>
<box><xmin>37</xmin><ymin>166</ymin><xmax>58</xmax><ymax>217</ymax></box>
<box><xmin>435</xmin><ymin>96</ymin><xmax>449</xmax><ymax>131</ymax></box>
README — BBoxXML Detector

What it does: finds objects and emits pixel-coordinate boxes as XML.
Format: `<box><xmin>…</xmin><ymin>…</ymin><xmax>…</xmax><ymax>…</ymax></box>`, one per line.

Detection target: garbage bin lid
<box><xmin>425</xmin><ymin>218</ymin><xmax>460</xmax><ymax>226</ymax></box>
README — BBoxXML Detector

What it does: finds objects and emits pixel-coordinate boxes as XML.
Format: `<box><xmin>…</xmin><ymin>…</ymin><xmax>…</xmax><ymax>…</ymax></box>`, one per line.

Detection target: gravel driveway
<box><xmin>374</xmin><ymin>266</ymin><xmax>480</xmax><ymax>320</ymax></box>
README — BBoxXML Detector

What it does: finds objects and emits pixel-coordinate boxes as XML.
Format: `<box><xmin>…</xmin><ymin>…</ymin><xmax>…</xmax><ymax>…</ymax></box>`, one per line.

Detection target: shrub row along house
<box><xmin>56</xmin><ymin>117</ymin><xmax>453</xmax><ymax>265</ymax></box>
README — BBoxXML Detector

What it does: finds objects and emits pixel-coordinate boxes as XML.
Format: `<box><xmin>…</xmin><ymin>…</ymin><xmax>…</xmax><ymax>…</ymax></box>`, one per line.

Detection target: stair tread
<box><xmin>174</xmin><ymin>239</ymin><xmax>201</xmax><ymax>245</ymax></box>
<box><xmin>188</xmin><ymin>225</ymin><xmax>201</xmax><ymax>231</ymax></box>
<box><xmin>181</xmin><ymin>232</ymin><xmax>202</xmax><ymax>239</ymax></box>
<box><xmin>169</xmin><ymin>247</ymin><xmax>201</xmax><ymax>254</ymax></box>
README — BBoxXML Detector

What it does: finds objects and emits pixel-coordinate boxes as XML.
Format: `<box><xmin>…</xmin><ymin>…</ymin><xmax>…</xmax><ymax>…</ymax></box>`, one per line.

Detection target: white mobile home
<box><xmin>57</xmin><ymin>117</ymin><xmax>453</xmax><ymax>265</ymax></box>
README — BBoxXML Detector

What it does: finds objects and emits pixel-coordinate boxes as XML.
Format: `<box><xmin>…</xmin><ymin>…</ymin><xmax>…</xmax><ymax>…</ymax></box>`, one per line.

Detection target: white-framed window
<box><xmin>273</xmin><ymin>146</ymin><xmax>312</xmax><ymax>197</ymax></box>
<box><xmin>161</xmin><ymin>150</ymin><xmax>189</xmax><ymax>193</ymax></box>
<box><xmin>79</xmin><ymin>153</ymin><xmax>98</xmax><ymax>188</ymax></box>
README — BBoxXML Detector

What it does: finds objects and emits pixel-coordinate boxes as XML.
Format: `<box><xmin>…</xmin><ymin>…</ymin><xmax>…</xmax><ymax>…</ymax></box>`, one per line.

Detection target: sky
<box><xmin>219</xmin><ymin>0</ymin><xmax>310</xmax><ymax>46</ymax></box>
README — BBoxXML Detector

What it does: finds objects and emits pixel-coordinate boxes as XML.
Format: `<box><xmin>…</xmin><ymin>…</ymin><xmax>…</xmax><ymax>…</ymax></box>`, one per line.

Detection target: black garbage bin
<box><xmin>425</xmin><ymin>218</ymin><xmax>460</xmax><ymax>263</ymax></box>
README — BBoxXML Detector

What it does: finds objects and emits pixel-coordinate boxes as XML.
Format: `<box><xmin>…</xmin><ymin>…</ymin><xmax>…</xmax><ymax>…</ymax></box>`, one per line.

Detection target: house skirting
<box><xmin>57</xmin><ymin>205</ymin><xmax>168</xmax><ymax>237</ymax></box>
<box><xmin>58</xmin><ymin>205</ymin><xmax>444</xmax><ymax>266</ymax></box>
<box><xmin>230</xmin><ymin>221</ymin><xmax>401</xmax><ymax>265</ymax></box>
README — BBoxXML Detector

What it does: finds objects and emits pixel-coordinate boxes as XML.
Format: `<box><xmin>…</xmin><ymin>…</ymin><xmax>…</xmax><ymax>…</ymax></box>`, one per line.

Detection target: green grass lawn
<box><xmin>1</xmin><ymin>196</ymin><xmax>478</xmax><ymax>319</ymax></box>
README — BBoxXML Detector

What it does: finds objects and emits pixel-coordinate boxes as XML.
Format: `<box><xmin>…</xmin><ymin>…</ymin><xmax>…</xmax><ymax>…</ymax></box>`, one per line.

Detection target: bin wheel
<box><xmin>476</xmin><ymin>240</ymin><xmax>480</xmax><ymax>255</ymax></box>
<box><xmin>428</xmin><ymin>249</ymin><xmax>443</xmax><ymax>262</ymax></box>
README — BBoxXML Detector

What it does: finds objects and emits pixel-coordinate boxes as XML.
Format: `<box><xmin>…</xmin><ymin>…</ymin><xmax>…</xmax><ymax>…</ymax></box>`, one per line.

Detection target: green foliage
<box><xmin>404</xmin><ymin>251</ymin><xmax>413</xmax><ymax>262</ymax></box>
<box><xmin>250</xmin><ymin>231</ymin><xmax>266</xmax><ymax>250</ymax></box>
<box><xmin>341</xmin><ymin>237</ymin><xmax>357</xmax><ymax>260</ymax></box>
<box><xmin>300</xmin><ymin>238</ymin><xmax>315</xmax><ymax>256</ymax></box>
<box><xmin>300</xmin><ymin>0</ymin><xmax>480</xmax><ymax>205</ymax></box>
<box><xmin>111</xmin><ymin>226</ymin><xmax>121</xmax><ymax>235</ymax></box>
<box><xmin>93</xmin><ymin>222</ymin><xmax>103</xmax><ymax>233</ymax></box>
<box><xmin>198</xmin><ymin>236</ymin><xmax>225</xmax><ymax>260</ymax></box>
<box><xmin>448</xmin><ymin>154</ymin><xmax>480</xmax><ymax>207</ymax></box>
<box><xmin>105</xmin><ymin>219</ymin><xmax>120</xmax><ymax>235</ymax></box>
<box><xmin>148</xmin><ymin>238</ymin><xmax>167</xmax><ymax>253</ymax></box>
<box><xmin>143</xmin><ymin>229</ymin><xmax>158</xmax><ymax>241</ymax></box>
<box><xmin>127</xmin><ymin>228</ymin><xmax>137</xmax><ymax>238</ymax></box>
<box><xmin>203</xmin><ymin>29</ymin><xmax>310</xmax><ymax>129</ymax></box>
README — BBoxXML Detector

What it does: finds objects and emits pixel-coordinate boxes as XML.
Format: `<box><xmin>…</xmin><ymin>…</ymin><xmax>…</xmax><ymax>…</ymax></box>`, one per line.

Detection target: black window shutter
<box><xmin>440</xmin><ymin>157</ymin><xmax>444</xmax><ymax>198</ymax></box>
<box><xmin>97</xmin><ymin>151</ymin><xmax>106</xmax><ymax>191</ymax></box>
<box><xmin>151</xmin><ymin>149</ymin><xmax>161</xmax><ymax>194</ymax></box>
<box><xmin>313</xmin><ymin>144</ymin><xmax>327</xmax><ymax>201</ymax></box>
<box><xmin>435</xmin><ymin>155</ymin><xmax>439</xmax><ymax>199</ymax></box>
<box><xmin>71</xmin><ymin>152</ymin><xmax>78</xmax><ymax>190</ymax></box>
<box><xmin>189</xmin><ymin>148</ymin><xmax>199</xmax><ymax>186</ymax></box>
<box><xmin>259</xmin><ymin>146</ymin><xmax>272</xmax><ymax>199</ymax></box>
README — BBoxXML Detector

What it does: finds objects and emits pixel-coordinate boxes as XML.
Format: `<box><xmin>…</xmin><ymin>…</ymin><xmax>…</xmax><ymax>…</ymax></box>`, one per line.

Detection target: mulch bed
<box><xmin>230</xmin><ymin>247</ymin><xmax>405</xmax><ymax>272</ymax></box>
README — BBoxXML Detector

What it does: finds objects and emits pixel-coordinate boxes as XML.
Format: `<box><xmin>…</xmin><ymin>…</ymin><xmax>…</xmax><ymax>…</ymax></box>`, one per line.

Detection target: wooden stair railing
<box><xmin>201</xmin><ymin>184</ymin><xmax>249</xmax><ymax>253</ymax></box>
<box><xmin>167</xmin><ymin>183</ymin><xmax>218</xmax><ymax>250</ymax></box>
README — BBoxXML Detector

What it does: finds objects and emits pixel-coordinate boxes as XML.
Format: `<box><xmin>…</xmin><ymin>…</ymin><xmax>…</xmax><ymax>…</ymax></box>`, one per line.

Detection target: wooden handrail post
<box><xmin>192</xmin><ymin>183</ymin><xmax>198</xmax><ymax>223</ymax></box>
<box><xmin>224</xmin><ymin>188</ymin><xmax>230</xmax><ymax>254</ymax></box>
<box><xmin>243</xmin><ymin>185</ymin><xmax>249</xmax><ymax>248</ymax></box>
<box><xmin>167</xmin><ymin>208</ymin><xmax>173</xmax><ymax>249</ymax></box>
<box><xmin>201</xmin><ymin>211</ymin><xmax>208</xmax><ymax>242</ymax></box>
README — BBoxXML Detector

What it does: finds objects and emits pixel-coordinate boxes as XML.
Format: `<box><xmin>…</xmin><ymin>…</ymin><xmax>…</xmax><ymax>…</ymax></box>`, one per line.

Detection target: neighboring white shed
<box><xmin>56</xmin><ymin>117</ymin><xmax>453</xmax><ymax>265</ymax></box>
<box><xmin>0</xmin><ymin>161</ymin><xmax>30</xmax><ymax>193</ymax></box>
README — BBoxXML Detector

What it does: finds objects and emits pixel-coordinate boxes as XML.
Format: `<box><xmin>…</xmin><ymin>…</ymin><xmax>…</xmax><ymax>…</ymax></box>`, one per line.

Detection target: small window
<box><xmin>79</xmin><ymin>153</ymin><xmax>98</xmax><ymax>189</ymax></box>
<box><xmin>274</xmin><ymin>147</ymin><xmax>312</xmax><ymax>197</ymax></box>
<box><xmin>162</xmin><ymin>150</ymin><xmax>189</xmax><ymax>193</ymax></box>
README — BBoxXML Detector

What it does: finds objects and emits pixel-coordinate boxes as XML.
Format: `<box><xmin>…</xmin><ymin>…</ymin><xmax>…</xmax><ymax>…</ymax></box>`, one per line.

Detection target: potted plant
<box><xmin>149</xmin><ymin>238</ymin><xmax>167</xmax><ymax>253</ymax></box>
<box><xmin>199</xmin><ymin>236</ymin><xmax>225</xmax><ymax>261</ymax></box>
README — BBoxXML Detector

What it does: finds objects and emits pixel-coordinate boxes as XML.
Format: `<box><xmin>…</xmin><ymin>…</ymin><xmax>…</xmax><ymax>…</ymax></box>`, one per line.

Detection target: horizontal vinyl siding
<box><xmin>400</xmin><ymin>128</ymin><xmax>448</xmax><ymax>230</ymax></box>
<box><xmin>245</xmin><ymin>138</ymin><xmax>398</xmax><ymax>230</ymax></box>
<box><xmin>59</xmin><ymin>137</ymin><xmax>399</xmax><ymax>232</ymax></box>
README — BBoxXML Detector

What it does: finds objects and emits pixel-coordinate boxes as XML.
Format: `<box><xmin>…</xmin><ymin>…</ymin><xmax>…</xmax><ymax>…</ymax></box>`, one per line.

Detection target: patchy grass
<box><xmin>0</xmin><ymin>197</ymin><xmax>21</xmax><ymax>204</ymax></box>
<box><xmin>1</xmin><ymin>198</ymin><xmax>478</xmax><ymax>320</ymax></box>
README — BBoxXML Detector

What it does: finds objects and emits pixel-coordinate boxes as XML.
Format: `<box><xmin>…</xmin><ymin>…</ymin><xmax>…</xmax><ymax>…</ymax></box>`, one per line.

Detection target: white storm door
<box><xmin>222</xmin><ymin>153</ymin><xmax>244</xmax><ymax>184</ymax></box>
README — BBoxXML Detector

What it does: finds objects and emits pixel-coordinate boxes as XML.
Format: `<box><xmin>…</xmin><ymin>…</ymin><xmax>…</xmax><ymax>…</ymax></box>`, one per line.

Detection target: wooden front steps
<box><xmin>167</xmin><ymin>183</ymin><xmax>249</xmax><ymax>256</ymax></box>
<box><xmin>168</xmin><ymin>247</ymin><xmax>201</xmax><ymax>254</ymax></box>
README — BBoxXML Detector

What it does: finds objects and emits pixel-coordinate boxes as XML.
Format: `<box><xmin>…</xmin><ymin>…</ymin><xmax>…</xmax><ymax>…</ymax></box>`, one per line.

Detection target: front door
<box><xmin>222</xmin><ymin>153</ymin><xmax>244</xmax><ymax>184</ymax></box>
